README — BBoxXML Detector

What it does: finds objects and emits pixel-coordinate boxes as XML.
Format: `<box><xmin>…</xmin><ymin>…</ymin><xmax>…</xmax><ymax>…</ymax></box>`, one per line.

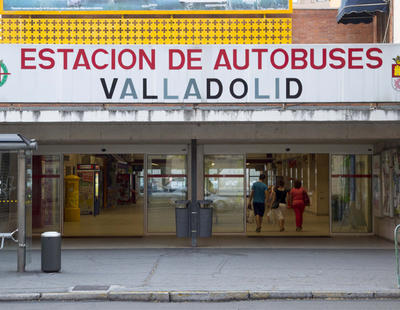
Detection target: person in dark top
<box><xmin>267</xmin><ymin>180</ymin><xmax>288</xmax><ymax>232</ymax></box>
<box><xmin>248</xmin><ymin>174</ymin><xmax>268</xmax><ymax>233</ymax></box>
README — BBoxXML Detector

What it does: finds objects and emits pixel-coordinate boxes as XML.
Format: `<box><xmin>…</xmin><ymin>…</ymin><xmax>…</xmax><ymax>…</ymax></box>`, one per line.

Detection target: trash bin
<box><xmin>198</xmin><ymin>200</ymin><xmax>213</xmax><ymax>238</ymax></box>
<box><xmin>175</xmin><ymin>200</ymin><xmax>190</xmax><ymax>238</ymax></box>
<box><xmin>41</xmin><ymin>231</ymin><xmax>61</xmax><ymax>273</ymax></box>
<box><xmin>199</xmin><ymin>207</ymin><xmax>213</xmax><ymax>237</ymax></box>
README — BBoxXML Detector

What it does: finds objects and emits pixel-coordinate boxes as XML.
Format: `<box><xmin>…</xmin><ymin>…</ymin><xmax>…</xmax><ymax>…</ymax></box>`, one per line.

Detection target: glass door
<box><xmin>32</xmin><ymin>155</ymin><xmax>61</xmax><ymax>234</ymax></box>
<box><xmin>147</xmin><ymin>155</ymin><xmax>187</xmax><ymax>233</ymax></box>
<box><xmin>204</xmin><ymin>155</ymin><xmax>245</xmax><ymax>233</ymax></box>
<box><xmin>331</xmin><ymin>154</ymin><xmax>372</xmax><ymax>233</ymax></box>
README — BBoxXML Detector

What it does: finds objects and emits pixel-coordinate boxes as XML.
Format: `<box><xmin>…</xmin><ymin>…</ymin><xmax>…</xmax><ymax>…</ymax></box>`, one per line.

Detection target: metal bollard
<box><xmin>41</xmin><ymin>232</ymin><xmax>61</xmax><ymax>273</ymax></box>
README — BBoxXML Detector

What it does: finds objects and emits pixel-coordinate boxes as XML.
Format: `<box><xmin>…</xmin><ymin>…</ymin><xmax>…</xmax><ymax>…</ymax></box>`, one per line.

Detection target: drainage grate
<box><xmin>72</xmin><ymin>285</ymin><xmax>110</xmax><ymax>291</ymax></box>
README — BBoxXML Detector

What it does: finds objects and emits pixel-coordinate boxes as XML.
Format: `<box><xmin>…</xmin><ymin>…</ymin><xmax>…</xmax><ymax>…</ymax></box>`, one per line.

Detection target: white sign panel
<box><xmin>0</xmin><ymin>44</ymin><xmax>399</xmax><ymax>103</ymax></box>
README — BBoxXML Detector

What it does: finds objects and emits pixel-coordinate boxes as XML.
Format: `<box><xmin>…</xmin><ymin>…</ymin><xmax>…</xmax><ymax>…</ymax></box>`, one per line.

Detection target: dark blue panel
<box><xmin>337</xmin><ymin>0</ymin><xmax>388</xmax><ymax>24</ymax></box>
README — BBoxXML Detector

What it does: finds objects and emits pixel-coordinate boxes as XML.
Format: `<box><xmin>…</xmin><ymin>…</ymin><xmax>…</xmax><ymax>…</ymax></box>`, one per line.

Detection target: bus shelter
<box><xmin>0</xmin><ymin>134</ymin><xmax>37</xmax><ymax>272</ymax></box>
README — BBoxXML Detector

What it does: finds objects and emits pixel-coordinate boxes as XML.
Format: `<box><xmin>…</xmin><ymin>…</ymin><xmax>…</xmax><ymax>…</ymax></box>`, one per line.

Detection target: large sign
<box><xmin>0</xmin><ymin>44</ymin><xmax>399</xmax><ymax>104</ymax></box>
<box><xmin>0</xmin><ymin>0</ymin><xmax>292</xmax><ymax>14</ymax></box>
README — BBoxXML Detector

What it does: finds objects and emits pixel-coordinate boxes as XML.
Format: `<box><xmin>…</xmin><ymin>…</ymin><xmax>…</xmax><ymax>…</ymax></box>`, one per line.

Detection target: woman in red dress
<box><xmin>288</xmin><ymin>179</ymin><xmax>310</xmax><ymax>232</ymax></box>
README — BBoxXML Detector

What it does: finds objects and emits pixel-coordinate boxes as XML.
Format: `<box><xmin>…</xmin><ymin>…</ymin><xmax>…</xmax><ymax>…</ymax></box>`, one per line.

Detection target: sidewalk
<box><xmin>0</xmin><ymin>236</ymin><xmax>399</xmax><ymax>302</ymax></box>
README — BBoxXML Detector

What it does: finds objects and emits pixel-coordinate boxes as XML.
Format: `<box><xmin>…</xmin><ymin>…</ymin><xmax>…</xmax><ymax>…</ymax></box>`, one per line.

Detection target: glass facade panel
<box><xmin>147</xmin><ymin>155</ymin><xmax>187</xmax><ymax>233</ymax></box>
<box><xmin>0</xmin><ymin>153</ymin><xmax>18</xmax><ymax>243</ymax></box>
<box><xmin>32</xmin><ymin>155</ymin><xmax>61</xmax><ymax>234</ymax></box>
<box><xmin>63</xmin><ymin>154</ymin><xmax>144</xmax><ymax>236</ymax></box>
<box><xmin>204</xmin><ymin>155</ymin><xmax>245</xmax><ymax>233</ymax></box>
<box><xmin>331</xmin><ymin>155</ymin><xmax>372</xmax><ymax>233</ymax></box>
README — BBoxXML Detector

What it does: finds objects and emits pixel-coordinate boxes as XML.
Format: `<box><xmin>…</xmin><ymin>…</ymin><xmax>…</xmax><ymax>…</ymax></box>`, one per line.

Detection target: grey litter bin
<box><xmin>175</xmin><ymin>200</ymin><xmax>190</xmax><ymax>238</ymax></box>
<box><xmin>41</xmin><ymin>231</ymin><xmax>61</xmax><ymax>273</ymax></box>
<box><xmin>175</xmin><ymin>207</ymin><xmax>190</xmax><ymax>238</ymax></box>
<box><xmin>199</xmin><ymin>207</ymin><xmax>213</xmax><ymax>238</ymax></box>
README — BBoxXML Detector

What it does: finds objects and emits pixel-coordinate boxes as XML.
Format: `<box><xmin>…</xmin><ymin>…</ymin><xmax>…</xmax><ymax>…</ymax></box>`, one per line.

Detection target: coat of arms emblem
<box><xmin>393</xmin><ymin>56</ymin><xmax>400</xmax><ymax>91</ymax></box>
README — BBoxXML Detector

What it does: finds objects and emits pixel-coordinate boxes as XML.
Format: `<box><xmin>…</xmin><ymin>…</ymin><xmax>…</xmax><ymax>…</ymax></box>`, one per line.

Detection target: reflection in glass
<box><xmin>331</xmin><ymin>155</ymin><xmax>372</xmax><ymax>233</ymax></box>
<box><xmin>32</xmin><ymin>155</ymin><xmax>61</xmax><ymax>234</ymax></box>
<box><xmin>0</xmin><ymin>153</ymin><xmax>18</xmax><ymax>238</ymax></box>
<box><xmin>25</xmin><ymin>153</ymin><xmax>33</xmax><ymax>264</ymax></box>
<box><xmin>147</xmin><ymin>155</ymin><xmax>187</xmax><ymax>233</ymax></box>
<box><xmin>204</xmin><ymin>155</ymin><xmax>244</xmax><ymax>233</ymax></box>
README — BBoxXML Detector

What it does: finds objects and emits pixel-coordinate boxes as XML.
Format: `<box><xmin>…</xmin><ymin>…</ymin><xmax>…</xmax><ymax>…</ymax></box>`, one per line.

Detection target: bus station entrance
<box><xmin>31</xmin><ymin>143</ymin><xmax>373</xmax><ymax>238</ymax></box>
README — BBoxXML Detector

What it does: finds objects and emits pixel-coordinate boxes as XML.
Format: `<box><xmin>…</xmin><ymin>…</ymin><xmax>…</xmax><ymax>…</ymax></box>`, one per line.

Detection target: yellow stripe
<box><xmin>0</xmin><ymin>18</ymin><xmax>292</xmax><ymax>45</ymax></box>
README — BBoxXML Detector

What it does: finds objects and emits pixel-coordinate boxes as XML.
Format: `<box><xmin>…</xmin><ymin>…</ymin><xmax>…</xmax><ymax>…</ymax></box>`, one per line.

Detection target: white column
<box><xmin>394</xmin><ymin>0</ymin><xmax>400</xmax><ymax>43</ymax></box>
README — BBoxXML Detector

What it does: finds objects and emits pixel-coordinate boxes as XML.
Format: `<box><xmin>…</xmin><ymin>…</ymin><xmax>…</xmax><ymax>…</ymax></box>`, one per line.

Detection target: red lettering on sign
<box><xmin>251</xmin><ymin>49</ymin><xmax>268</xmax><ymax>69</ymax></box>
<box><xmin>73</xmin><ymin>49</ymin><xmax>91</xmax><ymax>70</ymax></box>
<box><xmin>57</xmin><ymin>49</ymin><xmax>74</xmax><ymax>70</ymax></box>
<box><xmin>329</xmin><ymin>48</ymin><xmax>346</xmax><ymax>69</ymax></box>
<box><xmin>214</xmin><ymin>49</ymin><xmax>232</xmax><ymax>70</ymax></box>
<box><xmin>187</xmin><ymin>49</ymin><xmax>202</xmax><ymax>70</ymax></box>
<box><xmin>291</xmin><ymin>48</ymin><xmax>307</xmax><ymax>69</ymax></box>
<box><xmin>310</xmin><ymin>48</ymin><xmax>327</xmax><ymax>70</ymax></box>
<box><xmin>366</xmin><ymin>48</ymin><xmax>383</xmax><ymax>69</ymax></box>
<box><xmin>139</xmin><ymin>49</ymin><xmax>155</xmax><ymax>70</ymax></box>
<box><xmin>271</xmin><ymin>49</ymin><xmax>289</xmax><ymax>69</ymax></box>
<box><xmin>38</xmin><ymin>48</ymin><xmax>55</xmax><ymax>70</ymax></box>
<box><xmin>169</xmin><ymin>49</ymin><xmax>185</xmax><ymax>70</ymax></box>
<box><xmin>118</xmin><ymin>49</ymin><xmax>136</xmax><ymax>70</ymax></box>
<box><xmin>21</xmin><ymin>48</ymin><xmax>36</xmax><ymax>69</ymax></box>
<box><xmin>92</xmin><ymin>49</ymin><xmax>108</xmax><ymax>70</ymax></box>
<box><xmin>348</xmin><ymin>48</ymin><xmax>364</xmax><ymax>69</ymax></box>
<box><xmin>233</xmin><ymin>49</ymin><xmax>249</xmax><ymax>70</ymax></box>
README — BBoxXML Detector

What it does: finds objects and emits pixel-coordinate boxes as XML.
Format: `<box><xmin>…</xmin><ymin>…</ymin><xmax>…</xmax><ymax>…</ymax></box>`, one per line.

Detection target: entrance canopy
<box><xmin>337</xmin><ymin>0</ymin><xmax>388</xmax><ymax>24</ymax></box>
<box><xmin>0</xmin><ymin>134</ymin><xmax>37</xmax><ymax>151</ymax></box>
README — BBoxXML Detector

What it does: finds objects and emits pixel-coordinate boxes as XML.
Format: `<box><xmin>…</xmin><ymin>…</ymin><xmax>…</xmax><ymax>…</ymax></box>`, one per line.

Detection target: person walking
<box><xmin>288</xmin><ymin>179</ymin><xmax>310</xmax><ymax>232</ymax></box>
<box><xmin>267</xmin><ymin>180</ymin><xmax>288</xmax><ymax>232</ymax></box>
<box><xmin>248</xmin><ymin>174</ymin><xmax>268</xmax><ymax>232</ymax></box>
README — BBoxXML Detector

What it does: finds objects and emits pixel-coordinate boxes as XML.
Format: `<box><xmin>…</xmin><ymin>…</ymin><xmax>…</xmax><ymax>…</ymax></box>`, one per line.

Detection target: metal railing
<box><xmin>0</xmin><ymin>229</ymin><xmax>18</xmax><ymax>249</ymax></box>
<box><xmin>395</xmin><ymin>224</ymin><xmax>400</xmax><ymax>288</ymax></box>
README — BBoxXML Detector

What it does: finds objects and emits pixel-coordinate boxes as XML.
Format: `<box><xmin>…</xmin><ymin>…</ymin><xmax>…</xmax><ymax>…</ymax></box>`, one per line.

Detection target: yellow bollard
<box><xmin>64</xmin><ymin>175</ymin><xmax>80</xmax><ymax>222</ymax></box>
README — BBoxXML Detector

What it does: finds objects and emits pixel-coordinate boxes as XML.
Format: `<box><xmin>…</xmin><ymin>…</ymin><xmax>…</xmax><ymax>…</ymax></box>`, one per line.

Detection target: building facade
<box><xmin>0</xmin><ymin>0</ymin><xmax>399</xmax><ymax>241</ymax></box>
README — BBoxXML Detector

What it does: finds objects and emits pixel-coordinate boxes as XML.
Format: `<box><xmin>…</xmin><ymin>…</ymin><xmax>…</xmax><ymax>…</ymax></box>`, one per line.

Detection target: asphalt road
<box><xmin>1</xmin><ymin>300</ymin><xmax>400</xmax><ymax>310</ymax></box>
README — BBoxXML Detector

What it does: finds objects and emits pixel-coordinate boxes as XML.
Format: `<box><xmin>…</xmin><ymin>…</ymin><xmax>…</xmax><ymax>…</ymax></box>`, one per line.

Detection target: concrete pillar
<box><xmin>394</xmin><ymin>0</ymin><xmax>400</xmax><ymax>43</ymax></box>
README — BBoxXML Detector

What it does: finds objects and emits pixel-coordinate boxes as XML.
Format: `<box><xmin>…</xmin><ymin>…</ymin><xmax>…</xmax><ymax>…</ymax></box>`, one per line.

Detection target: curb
<box><xmin>170</xmin><ymin>291</ymin><xmax>249</xmax><ymax>302</ymax></box>
<box><xmin>0</xmin><ymin>290</ymin><xmax>400</xmax><ymax>302</ymax></box>
<box><xmin>0</xmin><ymin>293</ymin><xmax>41</xmax><ymax>301</ymax></box>
<box><xmin>41</xmin><ymin>292</ymin><xmax>108</xmax><ymax>301</ymax></box>
<box><xmin>250</xmin><ymin>291</ymin><xmax>313</xmax><ymax>299</ymax></box>
<box><xmin>311</xmin><ymin>291</ymin><xmax>374</xmax><ymax>299</ymax></box>
<box><xmin>109</xmin><ymin>291</ymin><xmax>169</xmax><ymax>302</ymax></box>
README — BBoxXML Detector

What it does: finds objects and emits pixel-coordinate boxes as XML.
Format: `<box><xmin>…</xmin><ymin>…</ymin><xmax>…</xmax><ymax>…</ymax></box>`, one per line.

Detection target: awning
<box><xmin>0</xmin><ymin>134</ymin><xmax>37</xmax><ymax>151</ymax></box>
<box><xmin>337</xmin><ymin>0</ymin><xmax>388</xmax><ymax>24</ymax></box>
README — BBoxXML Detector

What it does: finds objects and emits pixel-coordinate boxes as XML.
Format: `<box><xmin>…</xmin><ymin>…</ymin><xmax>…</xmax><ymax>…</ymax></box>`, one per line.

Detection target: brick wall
<box><xmin>291</xmin><ymin>9</ymin><xmax>374</xmax><ymax>44</ymax></box>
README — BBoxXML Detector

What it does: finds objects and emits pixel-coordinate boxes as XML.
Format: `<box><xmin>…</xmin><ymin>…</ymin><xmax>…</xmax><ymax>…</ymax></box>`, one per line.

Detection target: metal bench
<box><xmin>0</xmin><ymin>229</ymin><xmax>18</xmax><ymax>249</ymax></box>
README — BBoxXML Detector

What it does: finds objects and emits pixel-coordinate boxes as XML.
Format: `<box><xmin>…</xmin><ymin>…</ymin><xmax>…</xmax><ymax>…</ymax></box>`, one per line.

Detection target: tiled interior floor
<box><xmin>246</xmin><ymin>207</ymin><xmax>330</xmax><ymax>236</ymax></box>
<box><xmin>62</xmin><ymin>198</ymin><xmax>330</xmax><ymax>237</ymax></box>
<box><xmin>63</xmin><ymin>199</ymin><xmax>144</xmax><ymax>237</ymax></box>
